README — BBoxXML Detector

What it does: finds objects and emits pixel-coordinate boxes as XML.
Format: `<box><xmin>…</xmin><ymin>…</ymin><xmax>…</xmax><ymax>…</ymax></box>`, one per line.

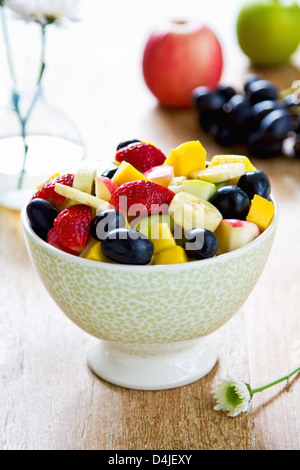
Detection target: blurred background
<box><xmin>1</xmin><ymin>0</ymin><xmax>298</xmax><ymax>165</ymax></box>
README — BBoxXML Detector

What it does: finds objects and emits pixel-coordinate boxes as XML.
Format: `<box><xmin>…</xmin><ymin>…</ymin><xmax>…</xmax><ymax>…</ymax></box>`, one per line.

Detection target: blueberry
<box><xmin>101</xmin><ymin>166</ymin><xmax>118</xmax><ymax>179</ymax></box>
<box><xmin>209</xmin><ymin>186</ymin><xmax>250</xmax><ymax>220</ymax></box>
<box><xmin>210</xmin><ymin>123</ymin><xmax>240</xmax><ymax>146</ymax></box>
<box><xmin>260</xmin><ymin>108</ymin><xmax>293</xmax><ymax>140</ymax></box>
<box><xmin>101</xmin><ymin>228</ymin><xmax>154</xmax><ymax>265</ymax></box>
<box><xmin>294</xmin><ymin>135</ymin><xmax>300</xmax><ymax>157</ymax></box>
<box><xmin>90</xmin><ymin>209</ymin><xmax>127</xmax><ymax>241</ymax></box>
<box><xmin>295</xmin><ymin>115</ymin><xmax>300</xmax><ymax>134</ymax></box>
<box><xmin>243</xmin><ymin>74</ymin><xmax>261</xmax><ymax>95</ymax></box>
<box><xmin>183</xmin><ymin>228</ymin><xmax>218</xmax><ymax>260</ymax></box>
<box><xmin>224</xmin><ymin>94</ymin><xmax>254</xmax><ymax>125</ymax></box>
<box><xmin>252</xmin><ymin>100</ymin><xmax>282</xmax><ymax>122</ymax></box>
<box><xmin>26</xmin><ymin>198</ymin><xmax>59</xmax><ymax>241</ymax></box>
<box><xmin>247</xmin><ymin>130</ymin><xmax>283</xmax><ymax>158</ymax></box>
<box><xmin>192</xmin><ymin>86</ymin><xmax>226</xmax><ymax>112</ymax></box>
<box><xmin>246</xmin><ymin>79</ymin><xmax>278</xmax><ymax>105</ymax></box>
<box><xmin>216</xmin><ymin>84</ymin><xmax>237</xmax><ymax>101</ymax></box>
<box><xmin>198</xmin><ymin>109</ymin><xmax>217</xmax><ymax>132</ymax></box>
<box><xmin>238</xmin><ymin>170</ymin><xmax>271</xmax><ymax>200</ymax></box>
<box><xmin>116</xmin><ymin>139</ymin><xmax>141</xmax><ymax>151</ymax></box>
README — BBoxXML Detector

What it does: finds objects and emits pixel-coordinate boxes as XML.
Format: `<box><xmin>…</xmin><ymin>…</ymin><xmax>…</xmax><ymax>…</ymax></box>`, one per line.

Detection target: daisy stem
<box><xmin>17</xmin><ymin>24</ymin><xmax>47</xmax><ymax>190</ymax></box>
<box><xmin>251</xmin><ymin>366</ymin><xmax>300</xmax><ymax>395</ymax></box>
<box><xmin>1</xmin><ymin>6</ymin><xmax>16</xmax><ymax>86</ymax></box>
<box><xmin>38</xmin><ymin>24</ymin><xmax>46</xmax><ymax>85</ymax></box>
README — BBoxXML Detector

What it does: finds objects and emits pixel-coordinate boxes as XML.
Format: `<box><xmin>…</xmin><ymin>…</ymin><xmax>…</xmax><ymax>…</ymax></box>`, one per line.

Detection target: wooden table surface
<box><xmin>1</xmin><ymin>0</ymin><xmax>300</xmax><ymax>451</ymax></box>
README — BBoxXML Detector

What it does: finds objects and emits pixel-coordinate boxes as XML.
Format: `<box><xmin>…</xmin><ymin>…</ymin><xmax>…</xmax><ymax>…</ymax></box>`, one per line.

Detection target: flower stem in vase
<box><xmin>0</xmin><ymin>1</ymin><xmax>83</xmax><ymax>209</ymax></box>
<box><xmin>0</xmin><ymin>6</ymin><xmax>16</xmax><ymax>86</ymax></box>
<box><xmin>17</xmin><ymin>24</ymin><xmax>46</xmax><ymax>191</ymax></box>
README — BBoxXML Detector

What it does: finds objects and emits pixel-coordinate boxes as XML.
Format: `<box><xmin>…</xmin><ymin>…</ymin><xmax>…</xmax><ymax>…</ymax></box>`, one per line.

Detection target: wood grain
<box><xmin>0</xmin><ymin>0</ymin><xmax>300</xmax><ymax>451</ymax></box>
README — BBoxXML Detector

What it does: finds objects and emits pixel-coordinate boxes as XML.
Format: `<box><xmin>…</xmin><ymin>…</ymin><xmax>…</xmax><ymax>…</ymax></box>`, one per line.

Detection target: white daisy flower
<box><xmin>212</xmin><ymin>376</ymin><xmax>252</xmax><ymax>417</ymax></box>
<box><xmin>5</xmin><ymin>0</ymin><xmax>81</xmax><ymax>26</ymax></box>
<box><xmin>212</xmin><ymin>366</ymin><xmax>300</xmax><ymax>417</ymax></box>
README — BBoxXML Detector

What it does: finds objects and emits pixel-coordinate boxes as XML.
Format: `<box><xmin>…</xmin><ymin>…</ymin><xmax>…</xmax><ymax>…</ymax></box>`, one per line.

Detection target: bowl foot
<box><xmin>86</xmin><ymin>337</ymin><xmax>218</xmax><ymax>390</ymax></box>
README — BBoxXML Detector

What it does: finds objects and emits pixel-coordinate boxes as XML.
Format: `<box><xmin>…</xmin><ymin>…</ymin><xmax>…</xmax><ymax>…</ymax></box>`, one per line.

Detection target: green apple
<box><xmin>236</xmin><ymin>0</ymin><xmax>300</xmax><ymax>67</ymax></box>
<box><xmin>182</xmin><ymin>179</ymin><xmax>216</xmax><ymax>200</ymax></box>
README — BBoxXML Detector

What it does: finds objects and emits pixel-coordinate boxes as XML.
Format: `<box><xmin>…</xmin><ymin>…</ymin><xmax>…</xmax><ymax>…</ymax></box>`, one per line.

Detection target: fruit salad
<box><xmin>26</xmin><ymin>139</ymin><xmax>275</xmax><ymax>265</ymax></box>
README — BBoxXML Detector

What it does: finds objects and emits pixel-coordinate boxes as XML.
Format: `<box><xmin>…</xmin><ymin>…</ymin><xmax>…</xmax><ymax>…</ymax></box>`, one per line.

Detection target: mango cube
<box><xmin>84</xmin><ymin>242</ymin><xmax>113</xmax><ymax>262</ymax></box>
<box><xmin>246</xmin><ymin>194</ymin><xmax>275</xmax><ymax>231</ymax></box>
<box><xmin>112</xmin><ymin>161</ymin><xmax>150</xmax><ymax>186</ymax></box>
<box><xmin>155</xmin><ymin>245</ymin><xmax>188</xmax><ymax>265</ymax></box>
<box><xmin>164</xmin><ymin>141</ymin><xmax>206</xmax><ymax>177</ymax></box>
<box><xmin>209</xmin><ymin>155</ymin><xmax>256</xmax><ymax>172</ymax></box>
<box><xmin>150</xmin><ymin>222</ymin><xmax>176</xmax><ymax>254</ymax></box>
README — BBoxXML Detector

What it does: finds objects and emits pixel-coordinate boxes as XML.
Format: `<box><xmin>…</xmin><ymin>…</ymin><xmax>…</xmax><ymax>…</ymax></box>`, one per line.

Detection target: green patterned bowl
<box><xmin>21</xmin><ymin>198</ymin><xmax>278</xmax><ymax>390</ymax></box>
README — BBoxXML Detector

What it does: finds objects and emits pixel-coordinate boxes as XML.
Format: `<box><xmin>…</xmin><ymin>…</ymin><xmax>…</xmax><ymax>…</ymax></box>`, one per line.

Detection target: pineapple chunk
<box><xmin>111</xmin><ymin>161</ymin><xmax>150</xmax><ymax>186</ymax></box>
<box><xmin>84</xmin><ymin>242</ymin><xmax>113</xmax><ymax>263</ymax></box>
<box><xmin>164</xmin><ymin>141</ymin><xmax>206</xmax><ymax>177</ymax></box>
<box><xmin>150</xmin><ymin>223</ymin><xmax>177</xmax><ymax>254</ymax></box>
<box><xmin>209</xmin><ymin>155</ymin><xmax>256</xmax><ymax>172</ymax></box>
<box><xmin>155</xmin><ymin>245</ymin><xmax>188</xmax><ymax>265</ymax></box>
<box><xmin>246</xmin><ymin>194</ymin><xmax>275</xmax><ymax>231</ymax></box>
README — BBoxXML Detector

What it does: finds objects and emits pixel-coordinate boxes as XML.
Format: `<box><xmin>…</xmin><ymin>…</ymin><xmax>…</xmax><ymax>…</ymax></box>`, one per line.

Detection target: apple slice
<box><xmin>131</xmin><ymin>214</ymin><xmax>174</xmax><ymax>237</ymax></box>
<box><xmin>182</xmin><ymin>179</ymin><xmax>216</xmax><ymax>200</ymax></box>
<box><xmin>214</xmin><ymin>219</ymin><xmax>260</xmax><ymax>253</ymax></box>
<box><xmin>143</xmin><ymin>164</ymin><xmax>174</xmax><ymax>187</ymax></box>
<box><xmin>95</xmin><ymin>176</ymin><xmax>119</xmax><ymax>201</ymax></box>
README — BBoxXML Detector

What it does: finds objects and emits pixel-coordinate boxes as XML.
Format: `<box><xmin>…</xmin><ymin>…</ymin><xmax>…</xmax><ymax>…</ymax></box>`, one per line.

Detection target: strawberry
<box><xmin>47</xmin><ymin>228</ymin><xmax>79</xmax><ymax>256</ymax></box>
<box><xmin>53</xmin><ymin>204</ymin><xmax>94</xmax><ymax>253</ymax></box>
<box><xmin>32</xmin><ymin>174</ymin><xmax>75</xmax><ymax>209</ymax></box>
<box><xmin>115</xmin><ymin>142</ymin><xmax>166</xmax><ymax>173</ymax></box>
<box><xmin>109</xmin><ymin>180</ymin><xmax>175</xmax><ymax>218</ymax></box>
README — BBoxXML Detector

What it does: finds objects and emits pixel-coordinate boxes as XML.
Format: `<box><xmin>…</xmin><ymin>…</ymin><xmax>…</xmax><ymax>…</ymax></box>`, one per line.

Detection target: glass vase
<box><xmin>0</xmin><ymin>7</ymin><xmax>85</xmax><ymax>210</ymax></box>
<box><xmin>0</xmin><ymin>84</ymin><xmax>85</xmax><ymax>210</ymax></box>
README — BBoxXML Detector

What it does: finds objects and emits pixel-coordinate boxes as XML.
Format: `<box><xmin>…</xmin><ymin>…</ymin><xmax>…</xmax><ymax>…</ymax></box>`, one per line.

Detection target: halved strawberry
<box><xmin>32</xmin><ymin>174</ymin><xmax>75</xmax><ymax>209</ymax></box>
<box><xmin>47</xmin><ymin>228</ymin><xmax>80</xmax><ymax>256</ymax></box>
<box><xmin>115</xmin><ymin>142</ymin><xmax>166</xmax><ymax>173</ymax></box>
<box><xmin>53</xmin><ymin>204</ymin><xmax>94</xmax><ymax>254</ymax></box>
<box><xmin>109</xmin><ymin>180</ymin><xmax>175</xmax><ymax>218</ymax></box>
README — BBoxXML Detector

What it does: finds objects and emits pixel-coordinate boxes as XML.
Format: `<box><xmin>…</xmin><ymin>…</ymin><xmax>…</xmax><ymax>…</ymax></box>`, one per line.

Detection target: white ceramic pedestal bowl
<box><xmin>21</xmin><ymin>199</ymin><xmax>278</xmax><ymax>390</ymax></box>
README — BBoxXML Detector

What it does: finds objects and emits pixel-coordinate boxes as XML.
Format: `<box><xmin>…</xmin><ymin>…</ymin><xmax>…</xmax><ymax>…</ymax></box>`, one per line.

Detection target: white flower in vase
<box><xmin>0</xmin><ymin>0</ymin><xmax>83</xmax><ymax>205</ymax></box>
<box><xmin>5</xmin><ymin>0</ymin><xmax>81</xmax><ymax>26</ymax></box>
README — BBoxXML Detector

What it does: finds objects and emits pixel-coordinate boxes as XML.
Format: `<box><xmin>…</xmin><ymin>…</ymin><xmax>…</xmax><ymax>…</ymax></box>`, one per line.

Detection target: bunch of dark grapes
<box><xmin>192</xmin><ymin>74</ymin><xmax>300</xmax><ymax>158</ymax></box>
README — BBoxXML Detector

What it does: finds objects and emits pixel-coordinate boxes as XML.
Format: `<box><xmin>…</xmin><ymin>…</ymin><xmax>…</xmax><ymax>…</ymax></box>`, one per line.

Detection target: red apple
<box><xmin>95</xmin><ymin>176</ymin><xmax>119</xmax><ymax>201</ymax></box>
<box><xmin>143</xmin><ymin>164</ymin><xmax>174</xmax><ymax>187</ymax></box>
<box><xmin>142</xmin><ymin>19</ymin><xmax>223</xmax><ymax>108</ymax></box>
<box><xmin>214</xmin><ymin>219</ymin><xmax>260</xmax><ymax>253</ymax></box>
